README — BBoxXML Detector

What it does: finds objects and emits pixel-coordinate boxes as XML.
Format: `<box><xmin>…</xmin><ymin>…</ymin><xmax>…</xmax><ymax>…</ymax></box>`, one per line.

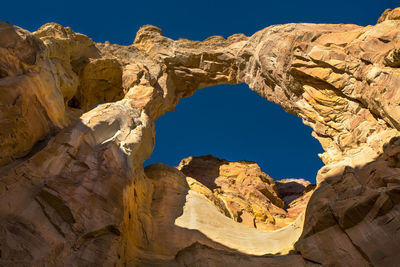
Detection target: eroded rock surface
<box><xmin>177</xmin><ymin>155</ymin><xmax>309</xmax><ymax>230</ymax></box>
<box><xmin>137</xmin><ymin>163</ymin><xmax>306</xmax><ymax>265</ymax></box>
<box><xmin>1</xmin><ymin>7</ymin><xmax>400</xmax><ymax>266</ymax></box>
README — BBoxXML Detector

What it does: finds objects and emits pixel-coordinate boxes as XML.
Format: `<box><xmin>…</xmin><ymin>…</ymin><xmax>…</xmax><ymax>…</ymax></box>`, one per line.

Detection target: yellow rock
<box><xmin>1</xmin><ymin>7</ymin><xmax>400</xmax><ymax>265</ymax></box>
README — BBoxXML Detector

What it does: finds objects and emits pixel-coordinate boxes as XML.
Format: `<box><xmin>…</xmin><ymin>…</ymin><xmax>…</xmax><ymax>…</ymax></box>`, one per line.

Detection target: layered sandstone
<box><xmin>140</xmin><ymin>163</ymin><xmax>305</xmax><ymax>263</ymax></box>
<box><xmin>1</xmin><ymin>7</ymin><xmax>400</xmax><ymax>266</ymax></box>
<box><xmin>177</xmin><ymin>155</ymin><xmax>310</xmax><ymax>230</ymax></box>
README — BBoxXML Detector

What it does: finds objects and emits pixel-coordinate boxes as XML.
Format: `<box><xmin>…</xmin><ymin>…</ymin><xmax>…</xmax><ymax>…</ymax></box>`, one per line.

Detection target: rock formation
<box><xmin>1</xmin><ymin>7</ymin><xmax>400</xmax><ymax>266</ymax></box>
<box><xmin>276</xmin><ymin>178</ymin><xmax>315</xmax><ymax>218</ymax></box>
<box><xmin>142</xmin><ymin>163</ymin><xmax>305</xmax><ymax>263</ymax></box>
<box><xmin>177</xmin><ymin>155</ymin><xmax>311</xmax><ymax>230</ymax></box>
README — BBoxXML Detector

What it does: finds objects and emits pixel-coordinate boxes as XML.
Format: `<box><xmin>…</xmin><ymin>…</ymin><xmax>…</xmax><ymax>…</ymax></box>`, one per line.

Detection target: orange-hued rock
<box><xmin>1</xmin><ymin>7</ymin><xmax>400</xmax><ymax>266</ymax></box>
<box><xmin>73</xmin><ymin>58</ymin><xmax>124</xmax><ymax>111</ymax></box>
<box><xmin>0</xmin><ymin>21</ymin><xmax>68</xmax><ymax>166</ymax></box>
<box><xmin>377</xmin><ymin>7</ymin><xmax>400</xmax><ymax>23</ymax></box>
<box><xmin>136</xmin><ymin>163</ymin><xmax>306</xmax><ymax>265</ymax></box>
<box><xmin>177</xmin><ymin>155</ymin><xmax>304</xmax><ymax>230</ymax></box>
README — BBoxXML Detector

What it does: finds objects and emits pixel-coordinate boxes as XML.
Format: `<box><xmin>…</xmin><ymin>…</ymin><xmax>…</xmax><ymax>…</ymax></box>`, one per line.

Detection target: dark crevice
<box><xmin>68</xmin><ymin>96</ymin><xmax>81</xmax><ymax>109</ymax></box>
<box><xmin>360</xmin><ymin>58</ymin><xmax>373</xmax><ymax>65</ymax></box>
<box><xmin>0</xmin><ymin>67</ymin><xmax>8</xmax><ymax>78</ymax></box>
<box><xmin>35</xmin><ymin>197</ymin><xmax>66</xmax><ymax>238</ymax></box>
<box><xmin>300</xmin><ymin>255</ymin><xmax>323</xmax><ymax>265</ymax></box>
<box><xmin>22</xmin><ymin>135</ymin><xmax>52</xmax><ymax>159</ymax></box>
<box><xmin>310</xmin><ymin>33</ymin><xmax>324</xmax><ymax>43</ymax></box>
<box><xmin>73</xmin><ymin>224</ymin><xmax>121</xmax><ymax>250</ymax></box>
<box><xmin>381</xmin><ymin>113</ymin><xmax>400</xmax><ymax>129</ymax></box>
<box><xmin>38</xmin><ymin>188</ymin><xmax>76</xmax><ymax>224</ymax></box>
<box><xmin>378</xmin><ymin>37</ymin><xmax>390</xmax><ymax>43</ymax></box>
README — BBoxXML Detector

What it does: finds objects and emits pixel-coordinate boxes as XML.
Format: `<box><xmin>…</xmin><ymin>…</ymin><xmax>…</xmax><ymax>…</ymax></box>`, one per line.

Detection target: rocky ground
<box><xmin>0</xmin><ymin>7</ymin><xmax>400</xmax><ymax>266</ymax></box>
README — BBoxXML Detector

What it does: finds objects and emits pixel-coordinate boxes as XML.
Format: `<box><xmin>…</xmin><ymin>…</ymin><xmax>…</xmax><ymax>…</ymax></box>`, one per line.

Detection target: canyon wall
<box><xmin>0</xmin><ymin>7</ymin><xmax>400</xmax><ymax>266</ymax></box>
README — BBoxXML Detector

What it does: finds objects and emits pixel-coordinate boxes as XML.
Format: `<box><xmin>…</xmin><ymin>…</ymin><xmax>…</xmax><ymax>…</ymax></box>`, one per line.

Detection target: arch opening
<box><xmin>142</xmin><ymin>83</ymin><xmax>325</xmax><ymax>255</ymax></box>
<box><xmin>144</xmin><ymin>84</ymin><xmax>323</xmax><ymax>234</ymax></box>
<box><xmin>145</xmin><ymin>83</ymin><xmax>324</xmax><ymax>183</ymax></box>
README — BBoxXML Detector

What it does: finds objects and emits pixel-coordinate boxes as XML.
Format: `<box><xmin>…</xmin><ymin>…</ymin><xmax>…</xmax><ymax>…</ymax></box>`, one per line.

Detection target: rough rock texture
<box><xmin>1</xmin><ymin>7</ymin><xmax>400</xmax><ymax>266</ymax></box>
<box><xmin>377</xmin><ymin>7</ymin><xmax>400</xmax><ymax>24</ymax></box>
<box><xmin>137</xmin><ymin>163</ymin><xmax>305</xmax><ymax>265</ymax></box>
<box><xmin>276</xmin><ymin>179</ymin><xmax>313</xmax><ymax>206</ymax></box>
<box><xmin>177</xmin><ymin>155</ymin><xmax>307</xmax><ymax>230</ymax></box>
<box><xmin>276</xmin><ymin>179</ymin><xmax>316</xmax><ymax>218</ymax></box>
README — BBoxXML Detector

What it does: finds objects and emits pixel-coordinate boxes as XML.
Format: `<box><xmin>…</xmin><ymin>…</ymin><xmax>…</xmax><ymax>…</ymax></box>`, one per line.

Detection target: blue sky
<box><xmin>2</xmin><ymin>0</ymin><xmax>397</xmax><ymax>183</ymax></box>
<box><xmin>147</xmin><ymin>84</ymin><xmax>325</xmax><ymax>183</ymax></box>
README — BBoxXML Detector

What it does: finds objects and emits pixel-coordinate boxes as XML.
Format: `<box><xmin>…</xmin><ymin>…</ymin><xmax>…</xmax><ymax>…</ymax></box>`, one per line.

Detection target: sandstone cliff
<box><xmin>1</xmin><ymin>7</ymin><xmax>400</xmax><ymax>266</ymax></box>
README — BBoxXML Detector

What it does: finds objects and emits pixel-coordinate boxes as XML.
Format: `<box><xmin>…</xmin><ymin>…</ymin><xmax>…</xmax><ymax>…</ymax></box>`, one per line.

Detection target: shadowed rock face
<box><xmin>1</xmin><ymin>7</ymin><xmax>400</xmax><ymax>266</ymax></box>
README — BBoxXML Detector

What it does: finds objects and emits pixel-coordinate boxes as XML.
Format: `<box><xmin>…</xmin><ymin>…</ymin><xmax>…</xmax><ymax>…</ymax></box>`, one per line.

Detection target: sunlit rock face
<box><xmin>177</xmin><ymin>155</ymin><xmax>312</xmax><ymax>231</ymax></box>
<box><xmin>141</xmin><ymin>163</ymin><xmax>306</xmax><ymax>263</ymax></box>
<box><xmin>1</xmin><ymin>7</ymin><xmax>400</xmax><ymax>266</ymax></box>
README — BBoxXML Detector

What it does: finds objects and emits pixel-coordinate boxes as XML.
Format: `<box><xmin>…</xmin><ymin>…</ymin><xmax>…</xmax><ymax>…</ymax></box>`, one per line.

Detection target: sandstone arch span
<box><xmin>0</xmin><ymin>8</ymin><xmax>400</xmax><ymax>266</ymax></box>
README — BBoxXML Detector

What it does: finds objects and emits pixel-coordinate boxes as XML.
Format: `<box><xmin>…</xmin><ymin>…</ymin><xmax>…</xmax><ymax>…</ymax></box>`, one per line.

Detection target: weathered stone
<box><xmin>73</xmin><ymin>58</ymin><xmax>124</xmax><ymax>111</ymax></box>
<box><xmin>177</xmin><ymin>155</ymin><xmax>302</xmax><ymax>230</ymax></box>
<box><xmin>1</xmin><ymin>7</ymin><xmax>400</xmax><ymax>266</ymax></box>
<box><xmin>384</xmin><ymin>47</ymin><xmax>400</xmax><ymax>67</ymax></box>
<box><xmin>296</xmin><ymin>150</ymin><xmax>400</xmax><ymax>266</ymax></box>
<box><xmin>276</xmin><ymin>179</ymin><xmax>314</xmax><ymax>207</ymax></box>
<box><xmin>139</xmin><ymin>163</ymin><xmax>306</xmax><ymax>265</ymax></box>
<box><xmin>377</xmin><ymin>7</ymin><xmax>400</xmax><ymax>23</ymax></box>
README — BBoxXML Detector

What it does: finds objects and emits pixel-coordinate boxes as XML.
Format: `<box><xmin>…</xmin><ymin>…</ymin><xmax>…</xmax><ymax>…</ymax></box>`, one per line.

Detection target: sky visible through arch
<box><xmin>2</xmin><ymin>0</ymin><xmax>397</xmax><ymax>183</ymax></box>
<box><xmin>145</xmin><ymin>84</ymin><xmax>324</xmax><ymax>183</ymax></box>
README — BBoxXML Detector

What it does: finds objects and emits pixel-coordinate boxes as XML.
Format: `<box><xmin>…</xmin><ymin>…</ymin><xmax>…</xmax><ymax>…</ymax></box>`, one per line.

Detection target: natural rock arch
<box><xmin>145</xmin><ymin>83</ymin><xmax>324</xmax><ymax>182</ymax></box>
<box><xmin>0</xmin><ymin>8</ymin><xmax>400</xmax><ymax>266</ymax></box>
